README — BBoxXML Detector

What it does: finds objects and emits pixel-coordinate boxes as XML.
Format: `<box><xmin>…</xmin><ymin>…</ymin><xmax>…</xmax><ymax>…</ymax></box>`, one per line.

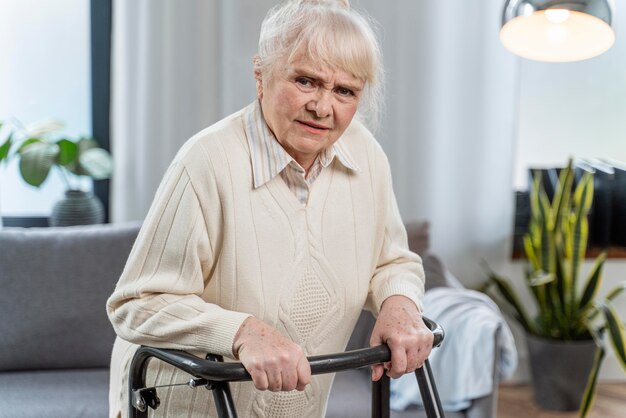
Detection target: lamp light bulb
<box><xmin>547</xmin><ymin>25</ymin><xmax>569</xmax><ymax>45</ymax></box>
<box><xmin>545</xmin><ymin>9</ymin><xmax>571</xmax><ymax>24</ymax></box>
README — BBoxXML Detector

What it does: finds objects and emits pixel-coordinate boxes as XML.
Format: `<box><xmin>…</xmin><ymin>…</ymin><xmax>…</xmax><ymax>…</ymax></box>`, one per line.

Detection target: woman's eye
<box><xmin>336</xmin><ymin>87</ymin><xmax>354</xmax><ymax>97</ymax></box>
<box><xmin>296</xmin><ymin>77</ymin><xmax>313</xmax><ymax>88</ymax></box>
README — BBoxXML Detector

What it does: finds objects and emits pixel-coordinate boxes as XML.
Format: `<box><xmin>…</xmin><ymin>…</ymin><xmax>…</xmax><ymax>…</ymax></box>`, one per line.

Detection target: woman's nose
<box><xmin>307</xmin><ymin>90</ymin><xmax>333</xmax><ymax>118</ymax></box>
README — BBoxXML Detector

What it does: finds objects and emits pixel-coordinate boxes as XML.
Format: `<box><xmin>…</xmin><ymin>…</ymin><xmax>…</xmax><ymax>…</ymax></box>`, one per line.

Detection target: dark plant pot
<box><xmin>526</xmin><ymin>333</ymin><xmax>598</xmax><ymax>411</ymax></box>
<box><xmin>50</xmin><ymin>190</ymin><xmax>105</xmax><ymax>227</ymax></box>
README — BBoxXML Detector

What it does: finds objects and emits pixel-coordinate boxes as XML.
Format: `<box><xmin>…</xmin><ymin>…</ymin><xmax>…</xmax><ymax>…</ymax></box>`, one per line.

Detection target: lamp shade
<box><xmin>501</xmin><ymin>0</ymin><xmax>615</xmax><ymax>62</ymax></box>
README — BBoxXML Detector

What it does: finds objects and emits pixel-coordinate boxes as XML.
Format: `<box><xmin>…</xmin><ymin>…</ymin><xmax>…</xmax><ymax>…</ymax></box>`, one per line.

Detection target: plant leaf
<box><xmin>576</xmin><ymin>172</ymin><xmax>595</xmax><ymax>214</ymax></box>
<box><xmin>606</xmin><ymin>282</ymin><xmax>626</xmax><ymax>302</ymax></box>
<box><xmin>490</xmin><ymin>274</ymin><xmax>536</xmax><ymax>333</ymax></box>
<box><xmin>598</xmin><ymin>302</ymin><xmax>626</xmax><ymax>373</ymax></box>
<box><xmin>18</xmin><ymin>142</ymin><xmax>58</xmax><ymax>187</ymax></box>
<box><xmin>579</xmin><ymin>345</ymin><xmax>605</xmax><ymax>418</ymax></box>
<box><xmin>66</xmin><ymin>137</ymin><xmax>101</xmax><ymax>176</ymax></box>
<box><xmin>554</xmin><ymin>242</ymin><xmax>568</xmax><ymax>319</ymax></box>
<box><xmin>553</xmin><ymin>161</ymin><xmax>574</xmax><ymax>232</ymax></box>
<box><xmin>578</xmin><ymin>252</ymin><xmax>607</xmax><ymax>311</ymax></box>
<box><xmin>570</xmin><ymin>173</ymin><xmax>593</xmax><ymax>313</ymax></box>
<box><xmin>76</xmin><ymin>136</ymin><xmax>98</xmax><ymax>153</ymax></box>
<box><xmin>17</xmin><ymin>137</ymin><xmax>43</xmax><ymax>153</ymax></box>
<box><xmin>0</xmin><ymin>133</ymin><xmax>12</xmax><ymax>163</ymax></box>
<box><xmin>585</xmin><ymin>282</ymin><xmax>626</xmax><ymax>324</ymax></box>
<box><xmin>78</xmin><ymin>147</ymin><xmax>112</xmax><ymax>179</ymax></box>
<box><xmin>523</xmin><ymin>234</ymin><xmax>540</xmax><ymax>271</ymax></box>
<box><xmin>524</xmin><ymin>267</ymin><xmax>539</xmax><ymax>296</ymax></box>
<box><xmin>529</xmin><ymin>271</ymin><xmax>555</xmax><ymax>287</ymax></box>
<box><xmin>548</xmin><ymin>280</ymin><xmax>570</xmax><ymax>337</ymax></box>
<box><xmin>55</xmin><ymin>139</ymin><xmax>78</xmax><ymax>166</ymax></box>
<box><xmin>528</xmin><ymin>173</ymin><xmax>543</xmax><ymax>265</ymax></box>
<box><xmin>25</xmin><ymin>118</ymin><xmax>65</xmax><ymax>137</ymax></box>
<box><xmin>538</xmin><ymin>188</ymin><xmax>555</xmax><ymax>274</ymax></box>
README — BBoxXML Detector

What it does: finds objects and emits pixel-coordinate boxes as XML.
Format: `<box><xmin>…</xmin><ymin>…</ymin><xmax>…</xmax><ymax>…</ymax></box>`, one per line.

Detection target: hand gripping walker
<box><xmin>129</xmin><ymin>316</ymin><xmax>446</xmax><ymax>418</ymax></box>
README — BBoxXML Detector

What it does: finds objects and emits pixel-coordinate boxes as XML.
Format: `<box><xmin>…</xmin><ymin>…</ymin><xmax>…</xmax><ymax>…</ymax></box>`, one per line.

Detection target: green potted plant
<box><xmin>482</xmin><ymin>159</ymin><xmax>626</xmax><ymax>417</ymax></box>
<box><xmin>0</xmin><ymin>119</ymin><xmax>112</xmax><ymax>226</ymax></box>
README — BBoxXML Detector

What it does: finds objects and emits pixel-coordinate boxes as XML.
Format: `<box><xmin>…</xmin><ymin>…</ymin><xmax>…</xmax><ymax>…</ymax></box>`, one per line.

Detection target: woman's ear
<box><xmin>253</xmin><ymin>55</ymin><xmax>263</xmax><ymax>100</ymax></box>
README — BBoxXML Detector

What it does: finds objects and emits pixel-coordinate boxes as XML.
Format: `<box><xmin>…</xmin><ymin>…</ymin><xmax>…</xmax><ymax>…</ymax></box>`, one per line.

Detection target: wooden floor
<box><xmin>497</xmin><ymin>383</ymin><xmax>626</xmax><ymax>418</ymax></box>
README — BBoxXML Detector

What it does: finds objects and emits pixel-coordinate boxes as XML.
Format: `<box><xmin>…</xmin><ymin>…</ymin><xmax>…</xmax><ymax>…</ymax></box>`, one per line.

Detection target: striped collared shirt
<box><xmin>244</xmin><ymin>100</ymin><xmax>360</xmax><ymax>204</ymax></box>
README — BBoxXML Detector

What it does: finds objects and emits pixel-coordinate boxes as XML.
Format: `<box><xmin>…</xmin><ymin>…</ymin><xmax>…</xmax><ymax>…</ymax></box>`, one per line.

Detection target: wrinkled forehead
<box><xmin>281</xmin><ymin>53</ymin><xmax>366</xmax><ymax>89</ymax></box>
<box><xmin>279</xmin><ymin>17</ymin><xmax>375</xmax><ymax>85</ymax></box>
<box><xmin>292</xmin><ymin>49</ymin><xmax>367</xmax><ymax>85</ymax></box>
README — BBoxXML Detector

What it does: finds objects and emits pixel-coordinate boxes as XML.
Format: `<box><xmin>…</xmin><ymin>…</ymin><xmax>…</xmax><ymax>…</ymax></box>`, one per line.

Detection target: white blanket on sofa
<box><xmin>390</xmin><ymin>287</ymin><xmax>518</xmax><ymax>411</ymax></box>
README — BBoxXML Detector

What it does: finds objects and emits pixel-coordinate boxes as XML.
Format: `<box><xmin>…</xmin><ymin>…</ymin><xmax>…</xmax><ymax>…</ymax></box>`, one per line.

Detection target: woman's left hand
<box><xmin>369</xmin><ymin>295</ymin><xmax>433</xmax><ymax>381</ymax></box>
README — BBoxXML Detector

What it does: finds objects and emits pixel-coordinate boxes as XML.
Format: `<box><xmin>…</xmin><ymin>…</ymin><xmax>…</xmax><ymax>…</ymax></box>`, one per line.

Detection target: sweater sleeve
<box><xmin>366</xmin><ymin>152</ymin><xmax>425</xmax><ymax>315</ymax></box>
<box><xmin>106</xmin><ymin>162</ymin><xmax>251</xmax><ymax>358</ymax></box>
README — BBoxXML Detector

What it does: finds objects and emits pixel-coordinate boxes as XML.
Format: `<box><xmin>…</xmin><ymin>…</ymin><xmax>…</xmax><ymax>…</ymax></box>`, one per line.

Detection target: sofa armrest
<box><xmin>422</xmin><ymin>253</ymin><xmax>465</xmax><ymax>291</ymax></box>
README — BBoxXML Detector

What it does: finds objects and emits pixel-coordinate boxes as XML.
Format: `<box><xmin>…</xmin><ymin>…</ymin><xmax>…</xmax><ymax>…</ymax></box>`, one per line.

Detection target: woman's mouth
<box><xmin>297</xmin><ymin>120</ymin><xmax>330</xmax><ymax>134</ymax></box>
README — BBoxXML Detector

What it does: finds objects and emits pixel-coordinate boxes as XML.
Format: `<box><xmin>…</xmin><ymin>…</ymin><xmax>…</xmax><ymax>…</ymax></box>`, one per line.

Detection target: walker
<box><xmin>128</xmin><ymin>317</ymin><xmax>446</xmax><ymax>418</ymax></box>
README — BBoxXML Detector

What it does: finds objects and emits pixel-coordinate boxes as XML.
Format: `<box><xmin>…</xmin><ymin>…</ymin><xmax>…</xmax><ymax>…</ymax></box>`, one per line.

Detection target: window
<box><xmin>0</xmin><ymin>0</ymin><xmax>111</xmax><ymax>226</ymax></box>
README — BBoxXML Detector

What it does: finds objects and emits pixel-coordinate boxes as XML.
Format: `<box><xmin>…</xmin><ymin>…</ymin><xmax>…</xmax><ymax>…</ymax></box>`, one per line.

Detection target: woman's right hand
<box><xmin>232</xmin><ymin>317</ymin><xmax>311</xmax><ymax>392</ymax></box>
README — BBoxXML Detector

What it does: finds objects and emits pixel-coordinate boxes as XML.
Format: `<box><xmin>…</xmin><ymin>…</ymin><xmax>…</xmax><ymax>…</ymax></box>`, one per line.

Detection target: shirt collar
<box><xmin>244</xmin><ymin>100</ymin><xmax>360</xmax><ymax>189</ymax></box>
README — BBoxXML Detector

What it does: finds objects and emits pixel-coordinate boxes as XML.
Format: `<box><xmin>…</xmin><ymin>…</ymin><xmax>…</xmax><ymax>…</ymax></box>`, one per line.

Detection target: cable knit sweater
<box><xmin>106</xmin><ymin>102</ymin><xmax>425</xmax><ymax>418</ymax></box>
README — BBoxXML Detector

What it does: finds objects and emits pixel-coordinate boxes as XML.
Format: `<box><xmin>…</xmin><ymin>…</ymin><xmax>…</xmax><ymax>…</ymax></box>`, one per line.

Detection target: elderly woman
<box><xmin>107</xmin><ymin>0</ymin><xmax>432</xmax><ymax>417</ymax></box>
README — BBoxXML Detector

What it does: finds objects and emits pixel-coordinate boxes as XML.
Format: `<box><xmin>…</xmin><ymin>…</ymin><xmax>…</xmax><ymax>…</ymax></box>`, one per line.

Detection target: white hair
<box><xmin>256</xmin><ymin>0</ymin><xmax>385</xmax><ymax>133</ymax></box>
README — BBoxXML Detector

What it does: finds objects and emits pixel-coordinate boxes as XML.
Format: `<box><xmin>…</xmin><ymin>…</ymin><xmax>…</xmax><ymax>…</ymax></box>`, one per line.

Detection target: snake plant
<box><xmin>483</xmin><ymin>159</ymin><xmax>626</xmax><ymax>418</ymax></box>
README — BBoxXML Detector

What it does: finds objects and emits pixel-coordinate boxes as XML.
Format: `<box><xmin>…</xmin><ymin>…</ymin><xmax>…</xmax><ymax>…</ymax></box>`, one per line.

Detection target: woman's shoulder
<box><xmin>173</xmin><ymin>108</ymin><xmax>250</xmax><ymax>172</ymax></box>
<box><xmin>341</xmin><ymin>118</ymin><xmax>389</xmax><ymax>170</ymax></box>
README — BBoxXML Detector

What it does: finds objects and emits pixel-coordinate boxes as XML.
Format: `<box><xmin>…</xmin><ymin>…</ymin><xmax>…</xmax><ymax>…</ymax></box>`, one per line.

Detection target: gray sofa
<box><xmin>0</xmin><ymin>222</ymin><xmax>500</xmax><ymax>418</ymax></box>
<box><xmin>0</xmin><ymin>223</ymin><xmax>140</xmax><ymax>418</ymax></box>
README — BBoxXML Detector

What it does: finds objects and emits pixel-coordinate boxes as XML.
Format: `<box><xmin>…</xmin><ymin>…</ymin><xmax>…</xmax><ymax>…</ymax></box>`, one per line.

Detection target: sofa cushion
<box><xmin>0</xmin><ymin>369</ymin><xmax>109</xmax><ymax>418</ymax></box>
<box><xmin>0</xmin><ymin>223</ymin><xmax>140</xmax><ymax>371</ymax></box>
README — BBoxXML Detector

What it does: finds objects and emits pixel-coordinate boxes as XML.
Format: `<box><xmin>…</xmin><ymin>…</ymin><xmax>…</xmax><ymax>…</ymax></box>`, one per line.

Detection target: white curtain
<box><xmin>354</xmin><ymin>0</ymin><xmax>520</xmax><ymax>284</ymax></box>
<box><xmin>111</xmin><ymin>0</ymin><xmax>520</xmax><ymax>284</ymax></box>
<box><xmin>111</xmin><ymin>0</ymin><xmax>275</xmax><ymax>222</ymax></box>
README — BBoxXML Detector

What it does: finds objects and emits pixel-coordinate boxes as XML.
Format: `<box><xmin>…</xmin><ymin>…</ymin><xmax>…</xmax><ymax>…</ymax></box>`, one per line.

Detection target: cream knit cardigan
<box><xmin>106</xmin><ymin>103</ymin><xmax>425</xmax><ymax>418</ymax></box>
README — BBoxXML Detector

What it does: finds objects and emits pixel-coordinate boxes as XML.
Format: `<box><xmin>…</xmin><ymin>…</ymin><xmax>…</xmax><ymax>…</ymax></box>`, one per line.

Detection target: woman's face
<box><xmin>257</xmin><ymin>55</ymin><xmax>364</xmax><ymax>170</ymax></box>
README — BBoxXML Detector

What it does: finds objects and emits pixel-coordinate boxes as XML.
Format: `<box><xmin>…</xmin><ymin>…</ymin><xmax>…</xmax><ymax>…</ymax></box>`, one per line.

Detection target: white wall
<box><xmin>513</xmin><ymin>7</ymin><xmax>626</xmax><ymax>189</ymax></box>
<box><xmin>352</xmin><ymin>0</ymin><xmax>521</xmax><ymax>292</ymax></box>
<box><xmin>505</xmin><ymin>7</ymin><xmax>626</xmax><ymax>383</ymax></box>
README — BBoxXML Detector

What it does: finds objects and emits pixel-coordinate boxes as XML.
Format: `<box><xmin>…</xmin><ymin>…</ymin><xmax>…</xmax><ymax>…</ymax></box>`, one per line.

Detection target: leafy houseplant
<box><xmin>0</xmin><ymin>119</ymin><xmax>112</xmax><ymax>188</ymax></box>
<box><xmin>483</xmin><ymin>159</ymin><xmax>626</xmax><ymax>417</ymax></box>
<box><xmin>0</xmin><ymin>119</ymin><xmax>113</xmax><ymax>225</ymax></box>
